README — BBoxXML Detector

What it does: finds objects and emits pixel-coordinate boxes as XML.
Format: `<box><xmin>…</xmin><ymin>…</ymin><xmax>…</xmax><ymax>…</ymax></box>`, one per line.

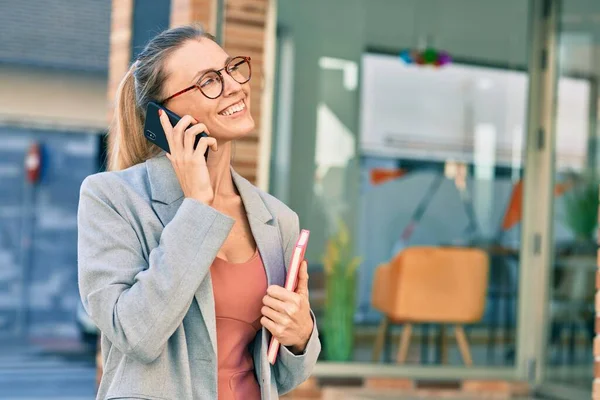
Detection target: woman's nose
<box><xmin>222</xmin><ymin>72</ymin><xmax>243</xmax><ymax>96</ymax></box>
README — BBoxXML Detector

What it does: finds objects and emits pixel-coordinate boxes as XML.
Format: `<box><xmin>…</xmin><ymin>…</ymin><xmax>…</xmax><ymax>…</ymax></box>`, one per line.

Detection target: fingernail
<box><xmin>158</xmin><ymin>109</ymin><xmax>163</xmax><ymax>116</ymax></box>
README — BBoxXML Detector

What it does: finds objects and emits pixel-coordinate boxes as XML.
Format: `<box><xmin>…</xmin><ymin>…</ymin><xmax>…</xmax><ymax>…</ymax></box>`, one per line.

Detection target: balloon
<box><xmin>399</xmin><ymin>49</ymin><xmax>412</xmax><ymax>64</ymax></box>
<box><xmin>400</xmin><ymin>48</ymin><xmax>452</xmax><ymax>67</ymax></box>
<box><xmin>415</xmin><ymin>53</ymin><xmax>425</xmax><ymax>65</ymax></box>
<box><xmin>438</xmin><ymin>51</ymin><xmax>452</xmax><ymax>66</ymax></box>
<box><xmin>423</xmin><ymin>48</ymin><xmax>437</xmax><ymax>64</ymax></box>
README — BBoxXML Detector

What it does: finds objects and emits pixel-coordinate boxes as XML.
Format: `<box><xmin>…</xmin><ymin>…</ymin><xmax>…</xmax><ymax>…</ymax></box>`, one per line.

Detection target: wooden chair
<box><xmin>371</xmin><ymin>246</ymin><xmax>489</xmax><ymax>366</ymax></box>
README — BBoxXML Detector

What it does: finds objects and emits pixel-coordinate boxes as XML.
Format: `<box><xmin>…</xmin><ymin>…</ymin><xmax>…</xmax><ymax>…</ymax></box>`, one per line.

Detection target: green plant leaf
<box><xmin>562</xmin><ymin>172</ymin><xmax>599</xmax><ymax>240</ymax></box>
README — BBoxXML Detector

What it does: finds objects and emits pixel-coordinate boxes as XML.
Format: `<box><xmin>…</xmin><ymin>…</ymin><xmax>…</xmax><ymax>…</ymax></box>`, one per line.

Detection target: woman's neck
<box><xmin>205</xmin><ymin>140</ymin><xmax>237</xmax><ymax>200</ymax></box>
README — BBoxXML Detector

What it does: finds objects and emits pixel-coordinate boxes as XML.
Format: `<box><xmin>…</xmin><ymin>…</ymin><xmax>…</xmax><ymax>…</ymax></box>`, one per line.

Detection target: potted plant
<box><xmin>321</xmin><ymin>219</ymin><xmax>361</xmax><ymax>361</ymax></box>
<box><xmin>562</xmin><ymin>171</ymin><xmax>598</xmax><ymax>253</ymax></box>
<box><xmin>552</xmin><ymin>171</ymin><xmax>598</xmax><ymax>343</ymax></box>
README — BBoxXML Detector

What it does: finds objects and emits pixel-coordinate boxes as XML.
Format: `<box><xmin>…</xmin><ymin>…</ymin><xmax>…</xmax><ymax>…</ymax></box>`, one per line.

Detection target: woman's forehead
<box><xmin>165</xmin><ymin>39</ymin><xmax>229</xmax><ymax>83</ymax></box>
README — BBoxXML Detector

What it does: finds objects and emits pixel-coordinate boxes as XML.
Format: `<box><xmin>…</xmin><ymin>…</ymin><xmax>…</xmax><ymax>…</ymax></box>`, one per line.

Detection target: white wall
<box><xmin>0</xmin><ymin>65</ymin><xmax>108</xmax><ymax>131</ymax></box>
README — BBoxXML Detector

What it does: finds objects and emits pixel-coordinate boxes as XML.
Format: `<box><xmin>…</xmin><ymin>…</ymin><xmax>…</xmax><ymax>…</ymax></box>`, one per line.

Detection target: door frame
<box><xmin>525</xmin><ymin>0</ymin><xmax>594</xmax><ymax>398</ymax></box>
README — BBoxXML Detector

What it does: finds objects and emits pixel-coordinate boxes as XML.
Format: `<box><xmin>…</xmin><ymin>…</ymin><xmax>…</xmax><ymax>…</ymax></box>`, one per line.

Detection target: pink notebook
<box><xmin>267</xmin><ymin>229</ymin><xmax>310</xmax><ymax>365</ymax></box>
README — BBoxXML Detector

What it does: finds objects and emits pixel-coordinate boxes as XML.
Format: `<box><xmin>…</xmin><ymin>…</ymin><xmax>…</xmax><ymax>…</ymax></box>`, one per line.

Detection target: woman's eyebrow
<box><xmin>190</xmin><ymin>56</ymin><xmax>233</xmax><ymax>82</ymax></box>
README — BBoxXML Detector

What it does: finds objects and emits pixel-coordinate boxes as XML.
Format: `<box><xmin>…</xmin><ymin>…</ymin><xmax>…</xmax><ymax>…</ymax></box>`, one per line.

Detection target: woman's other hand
<box><xmin>261</xmin><ymin>260</ymin><xmax>313</xmax><ymax>354</ymax></box>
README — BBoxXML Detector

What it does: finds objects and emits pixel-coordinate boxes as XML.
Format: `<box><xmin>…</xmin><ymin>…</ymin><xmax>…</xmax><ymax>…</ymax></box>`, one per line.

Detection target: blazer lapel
<box><xmin>231</xmin><ymin>169</ymin><xmax>286</xmax><ymax>383</ymax></box>
<box><xmin>231</xmin><ymin>169</ymin><xmax>286</xmax><ymax>287</ymax></box>
<box><xmin>146</xmin><ymin>154</ymin><xmax>218</xmax><ymax>354</ymax></box>
<box><xmin>146</xmin><ymin>153</ymin><xmax>184</xmax><ymax>227</ymax></box>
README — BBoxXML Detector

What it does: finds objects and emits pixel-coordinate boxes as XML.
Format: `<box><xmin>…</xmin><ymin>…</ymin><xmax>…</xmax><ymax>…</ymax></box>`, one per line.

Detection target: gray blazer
<box><xmin>77</xmin><ymin>153</ymin><xmax>320</xmax><ymax>400</ymax></box>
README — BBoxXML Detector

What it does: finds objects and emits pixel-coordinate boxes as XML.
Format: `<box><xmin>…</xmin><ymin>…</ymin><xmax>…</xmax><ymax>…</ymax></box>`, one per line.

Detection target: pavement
<box><xmin>0</xmin><ymin>338</ymin><xmax>97</xmax><ymax>400</ymax></box>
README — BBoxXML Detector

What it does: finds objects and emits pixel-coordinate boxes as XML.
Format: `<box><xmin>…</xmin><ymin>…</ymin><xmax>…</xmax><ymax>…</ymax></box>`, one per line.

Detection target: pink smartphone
<box><xmin>267</xmin><ymin>229</ymin><xmax>310</xmax><ymax>364</ymax></box>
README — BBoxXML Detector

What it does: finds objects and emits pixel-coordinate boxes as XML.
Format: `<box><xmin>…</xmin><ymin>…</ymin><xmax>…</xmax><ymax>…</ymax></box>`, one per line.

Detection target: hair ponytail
<box><xmin>108</xmin><ymin>63</ymin><xmax>158</xmax><ymax>171</ymax></box>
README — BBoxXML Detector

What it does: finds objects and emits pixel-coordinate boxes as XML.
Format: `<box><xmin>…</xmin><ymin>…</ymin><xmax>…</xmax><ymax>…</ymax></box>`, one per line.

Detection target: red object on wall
<box><xmin>370</xmin><ymin>168</ymin><xmax>407</xmax><ymax>186</ymax></box>
<box><xmin>500</xmin><ymin>179</ymin><xmax>572</xmax><ymax>231</ymax></box>
<box><xmin>25</xmin><ymin>142</ymin><xmax>42</xmax><ymax>183</ymax></box>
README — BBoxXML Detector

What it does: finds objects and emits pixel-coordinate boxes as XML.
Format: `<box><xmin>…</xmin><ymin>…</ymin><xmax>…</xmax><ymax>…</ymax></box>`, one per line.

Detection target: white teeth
<box><xmin>220</xmin><ymin>101</ymin><xmax>245</xmax><ymax>116</ymax></box>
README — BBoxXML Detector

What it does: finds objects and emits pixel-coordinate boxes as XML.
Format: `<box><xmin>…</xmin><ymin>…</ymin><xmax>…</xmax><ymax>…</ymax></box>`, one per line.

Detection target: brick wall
<box><xmin>171</xmin><ymin>0</ymin><xmax>216</xmax><ymax>34</ymax></box>
<box><xmin>223</xmin><ymin>0</ymin><xmax>270</xmax><ymax>183</ymax></box>
<box><xmin>106</xmin><ymin>0</ymin><xmax>134</xmax><ymax>122</ymax></box>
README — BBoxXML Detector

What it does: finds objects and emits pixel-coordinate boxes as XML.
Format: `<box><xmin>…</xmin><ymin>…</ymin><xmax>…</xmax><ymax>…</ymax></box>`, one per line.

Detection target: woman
<box><xmin>77</xmin><ymin>24</ymin><xmax>320</xmax><ymax>400</ymax></box>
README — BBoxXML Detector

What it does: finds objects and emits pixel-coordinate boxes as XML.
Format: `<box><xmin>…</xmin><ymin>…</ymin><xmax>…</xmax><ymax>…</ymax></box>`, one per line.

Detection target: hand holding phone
<box><xmin>144</xmin><ymin>101</ymin><xmax>210</xmax><ymax>160</ymax></box>
<box><xmin>146</xmin><ymin>101</ymin><xmax>217</xmax><ymax>204</ymax></box>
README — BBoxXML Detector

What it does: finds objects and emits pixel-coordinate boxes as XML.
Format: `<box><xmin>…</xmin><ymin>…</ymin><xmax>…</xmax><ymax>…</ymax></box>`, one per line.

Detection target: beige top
<box><xmin>210</xmin><ymin>248</ymin><xmax>267</xmax><ymax>400</ymax></box>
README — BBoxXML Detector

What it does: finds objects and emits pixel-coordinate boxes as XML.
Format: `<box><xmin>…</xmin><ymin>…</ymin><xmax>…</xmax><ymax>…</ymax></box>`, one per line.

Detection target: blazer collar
<box><xmin>230</xmin><ymin>168</ymin><xmax>272</xmax><ymax>224</ymax></box>
<box><xmin>146</xmin><ymin>153</ymin><xmax>184</xmax><ymax>205</ymax></box>
<box><xmin>146</xmin><ymin>153</ymin><xmax>273</xmax><ymax>224</ymax></box>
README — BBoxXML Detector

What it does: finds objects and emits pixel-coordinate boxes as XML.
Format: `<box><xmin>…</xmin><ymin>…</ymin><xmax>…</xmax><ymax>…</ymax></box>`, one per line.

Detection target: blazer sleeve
<box><xmin>77</xmin><ymin>174</ymin><xmax>234</xmax><ymax>364</ymax></box>
<box><xmin>273</xmin><ymin>211</ymin><xmax>321</xmax><ymax>394</ymax></box>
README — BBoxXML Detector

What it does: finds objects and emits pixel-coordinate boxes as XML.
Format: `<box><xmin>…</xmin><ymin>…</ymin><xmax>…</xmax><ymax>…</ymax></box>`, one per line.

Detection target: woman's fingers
<box><xmin>260</xmin><ymin>316</ymin><xmax>279</xmax><ymax>337</ymax></box>
<box><xmin>262</xmin><ymin>294</ymin><xmax>287</xmax><ymax>314</ymax></box>
<box><xmin>169</xmin><ymin>114</ymin><xmax>196</xmax><ymax>154</ymax></box>
<box><xmin>261</xmin><ymin>305</ymin><xmax>289</xmax><ymax>326</ymax></box>
<box><xmin>193</xmin><ymin>136</ymin><xmax>218</xmax><ymax>160</ymax></box>
<box><xmin>183</xmin><ymin>123</ymin><xmax>208</xmax><ymax>156</ymax></box>
<box><xmin>266</xmin><ymin>285</ymin><xmax>297</xmax><ymax>304</ymax></box>
<box><xmin>158</xmin><ymin>109</ymin><xmax>174</xmax><ymax>152</ymax></box>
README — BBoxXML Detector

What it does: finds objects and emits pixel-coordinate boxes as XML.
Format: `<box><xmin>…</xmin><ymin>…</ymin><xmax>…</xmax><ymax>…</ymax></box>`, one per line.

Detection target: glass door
<box><xmin>537</xmin><ymin>0</ymin><xmax>599</xmax><ymax>398</ymax></box>
<box><xmin>273</xmin><ymin>0</ymin><xmax>547</xmax><ymax>382</ymax></box>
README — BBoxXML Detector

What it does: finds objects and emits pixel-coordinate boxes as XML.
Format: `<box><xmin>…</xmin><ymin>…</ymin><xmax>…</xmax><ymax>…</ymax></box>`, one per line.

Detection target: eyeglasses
<box><xmin>163</xmin><ymin>56</ymin><xmax>252</xmax><ymax>102</ymax></box>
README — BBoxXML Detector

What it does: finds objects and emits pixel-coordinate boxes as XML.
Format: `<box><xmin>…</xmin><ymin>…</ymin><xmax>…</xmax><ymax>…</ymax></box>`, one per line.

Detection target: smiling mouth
<box><xmin>218</xmin><ymin>100</ymin><xmax>246</xmax><ymax>116</ymax></box>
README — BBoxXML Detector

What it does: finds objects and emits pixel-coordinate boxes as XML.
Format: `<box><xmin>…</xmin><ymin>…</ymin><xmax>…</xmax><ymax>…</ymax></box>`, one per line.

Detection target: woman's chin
<box><xmin>216</xmin><ymin>117</ymin><xmax>255</xmax><ymax>140</ymax></box>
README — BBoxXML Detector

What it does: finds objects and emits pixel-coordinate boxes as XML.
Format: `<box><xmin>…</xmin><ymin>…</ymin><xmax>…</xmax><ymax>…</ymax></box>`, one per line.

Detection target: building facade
<box><xmin>0</xmin><ymin>0</ymin><xmax>597</xmax><ymax>398</ymax></box>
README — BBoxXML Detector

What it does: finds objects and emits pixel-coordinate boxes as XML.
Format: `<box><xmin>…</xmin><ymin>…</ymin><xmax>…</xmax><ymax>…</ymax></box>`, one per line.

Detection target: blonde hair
<box><xmin>108</xmin><ymin>24</ymin><xmax>215</xmax><ymax>171</ymax></box>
